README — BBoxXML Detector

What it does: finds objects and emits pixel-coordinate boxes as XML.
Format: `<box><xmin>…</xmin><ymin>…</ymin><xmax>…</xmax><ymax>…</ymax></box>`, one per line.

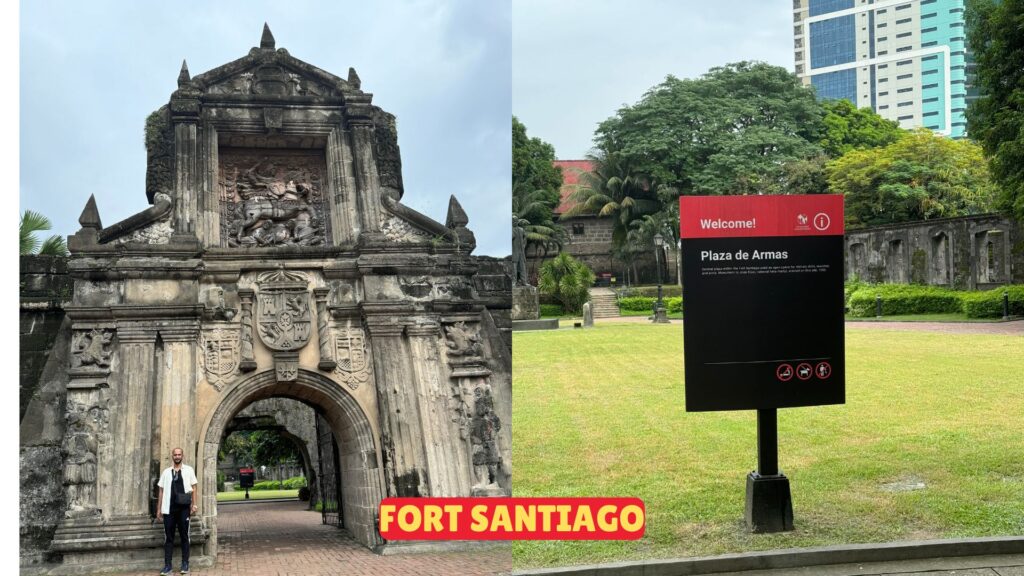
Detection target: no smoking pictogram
<box><xmin>776</xmin><ymin>363</ymin><xmax>793</xmax><ymax>382</ymax></box>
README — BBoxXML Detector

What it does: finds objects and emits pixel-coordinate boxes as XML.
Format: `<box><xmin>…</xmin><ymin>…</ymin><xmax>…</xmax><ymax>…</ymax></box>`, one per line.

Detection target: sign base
<box><xmin>744</xmin><ymin>472</ymin><xmax>794</xmax><ymax>533</ymax></box>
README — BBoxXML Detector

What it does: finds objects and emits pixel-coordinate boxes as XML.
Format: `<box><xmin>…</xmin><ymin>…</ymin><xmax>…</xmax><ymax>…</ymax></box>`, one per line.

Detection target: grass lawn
<box><xmin>216</xmin><ymin>489</ymin><xmax>299</xmax><ymax>502</ymax></box>
<box><xmin>512</xmin><ymin>323</ymin><xmax>1024</xmax><ymax>569</ymax></box>
<box><xmin>619</xmin><ymin>309</ymin><xmax>684</xmax><ymax>319</ymax></box>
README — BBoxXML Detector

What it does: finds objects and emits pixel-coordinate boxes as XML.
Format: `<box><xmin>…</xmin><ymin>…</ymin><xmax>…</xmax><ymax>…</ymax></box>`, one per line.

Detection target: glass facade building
<box><xmin>794</xmin><ymin>0</ymin><xmax>972</xmax><ymax>138</ymax></box>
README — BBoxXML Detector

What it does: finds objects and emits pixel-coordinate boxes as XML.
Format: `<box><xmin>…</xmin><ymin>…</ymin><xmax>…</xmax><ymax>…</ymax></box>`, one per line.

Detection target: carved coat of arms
<box><xmin>334</xmin><ymin>328</ymin><xmax>370</xmax><ymax>389</ymax></box>
<box><xmin>201</xmin><ymin>329</ymin><xmax>240</xmax><ymax>389</ymax></box>
<box><xmin>256</xmin><ymin>270</ymin><xmax>311</xmax><ymax>351</ymax></box>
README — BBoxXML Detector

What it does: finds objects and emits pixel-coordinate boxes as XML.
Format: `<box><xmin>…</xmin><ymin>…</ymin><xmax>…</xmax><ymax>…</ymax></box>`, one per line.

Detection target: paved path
<box><xmin>126</xmin><ymin>500</ymin><xmax>511</xmax><ymax>576</ymax></box>
<box><xmin>597</xmin><ymin>315</ymin><xmax>1024</xmax><ymax>335</ymax></box>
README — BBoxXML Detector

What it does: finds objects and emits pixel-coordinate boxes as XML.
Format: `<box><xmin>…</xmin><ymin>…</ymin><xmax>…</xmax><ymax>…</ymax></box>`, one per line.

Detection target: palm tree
<box><xmin>512</xmin><ymin>182</ymin><xmax>564</xmax><ymax>258</ymax></box>
<box><xmin>20</xmin><ymin>210</ymin><xmax>68</xmax><ymax>256</ymax></box>
<box><xmin>537</xmin><ymin>252</ymin><xmax>595</xmax><ymax>315</ymax></box>
<box><xmin>563</xmin><ymin>151</ymin><xmax>663</xmax><ymax>248</ymax></box>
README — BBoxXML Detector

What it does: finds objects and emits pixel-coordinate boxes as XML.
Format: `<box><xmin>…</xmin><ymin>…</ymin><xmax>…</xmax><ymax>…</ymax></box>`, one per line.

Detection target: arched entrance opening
<box><xmin>200</xmin><ymin>369</ymin><xmax>385</xmax><ymax>555</ymax></box>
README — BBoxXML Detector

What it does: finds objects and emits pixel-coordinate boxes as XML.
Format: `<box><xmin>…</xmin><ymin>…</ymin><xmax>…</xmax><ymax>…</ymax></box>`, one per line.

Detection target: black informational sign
<box><xmin>681</xmin><ymin>195</ymin><xmax>845</xmax><ymax>412</ymax></box>
<box><xmin>239</xmin><ymin>468</ymin><xmax>255</xmax><ymax>489</ymax></box>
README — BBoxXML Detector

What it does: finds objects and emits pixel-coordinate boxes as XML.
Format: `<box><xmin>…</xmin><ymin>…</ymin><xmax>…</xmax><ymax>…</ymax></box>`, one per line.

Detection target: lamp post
<box><xmin>652</xmin><ymin>233</ymin><xmax>669</xmax><ymax>323</ymax></box>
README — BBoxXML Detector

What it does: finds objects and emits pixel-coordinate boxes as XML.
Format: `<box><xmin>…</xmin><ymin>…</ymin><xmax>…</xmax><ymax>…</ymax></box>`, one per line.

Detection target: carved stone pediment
<box><xmin>205</xmin><ymin>66</ymin><xmax>337</xmax><ymax>97</ymax></box>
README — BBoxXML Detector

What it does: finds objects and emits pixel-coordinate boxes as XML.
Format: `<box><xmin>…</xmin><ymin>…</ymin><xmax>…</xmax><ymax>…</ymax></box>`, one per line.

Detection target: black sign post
<box><xmin>680</xmin><ymin>195</ymin><xmax>845</xmax><ymax>533</ymax></box>
<box><xmin>239</xmin><ymin>467</ymin><xmax>255</xmax><ymax>500</ymax></box>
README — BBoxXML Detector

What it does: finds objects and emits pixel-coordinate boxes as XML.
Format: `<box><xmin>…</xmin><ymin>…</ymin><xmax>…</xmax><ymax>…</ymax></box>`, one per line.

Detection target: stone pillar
<box><xmin>348</xmin><ymin>120</ymin><xmax>383</xmax><ymax>234</ymax></box>
<box><xmin>173</xmin><ymin>122</ymin><xmax>199</xmax><ymax>236</ymax></box>
<box><xmin>197</xmin><ymin>123</ymin><xmax>220</xmax><ymax>247</ymax></box>
<box><xmin>109</xmin><ymin>325</ymin><xmax>157</xmax><ymax>518</ymax></box>
<box><xmin>406</xmin><ymin>322</ymin><xmax>470</xmax><ymax>496</ymax></box>
<box><xmin>326</xmin><ymin>127</ymin><xmax>357</xmax><ymax>243</ymax></box>
<box><xmin>156</xmin><ymin>323</ymin><xmax>200</xmax><ymax>470</ymax></box>
<box><xmin>238</xmin><ymin>289</ymin><xmax>257</xmax><ymax>371</ymax></box>
<box><xmin>364</xmin><ymin>317</ymin><xmax>430</xmax><ymax>497</ymax></box>
<box><xmin>314</xmin><ymin>288</ymin><xmax>336</xmax><ymax>371</ymax></box>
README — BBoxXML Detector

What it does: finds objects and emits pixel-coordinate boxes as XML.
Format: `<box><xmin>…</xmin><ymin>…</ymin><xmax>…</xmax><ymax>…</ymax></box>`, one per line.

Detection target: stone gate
<box><xmin>20</xmin><ymin>25</ymin><xmax>512</xmax><ymax>574</ymax></box>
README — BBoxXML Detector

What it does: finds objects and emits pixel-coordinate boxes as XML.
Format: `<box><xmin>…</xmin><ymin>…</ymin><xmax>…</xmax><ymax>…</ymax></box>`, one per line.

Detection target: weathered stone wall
<box><xmin>845</xmin><ymin>213</ymin><xmax>1024</xmax><ymax>289</ymax></box>
<box><xmin>20</xmin><ymin>255</ymin><xmax>73</xmax><ymax>566</ymax></box>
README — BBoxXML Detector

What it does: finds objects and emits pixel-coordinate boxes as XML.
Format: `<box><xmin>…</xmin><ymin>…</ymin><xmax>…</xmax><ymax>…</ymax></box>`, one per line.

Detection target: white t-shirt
<box><xmin>157</xmin><ymin>465</ymin><xmax>198</xmax><ymax>515</ymax></box>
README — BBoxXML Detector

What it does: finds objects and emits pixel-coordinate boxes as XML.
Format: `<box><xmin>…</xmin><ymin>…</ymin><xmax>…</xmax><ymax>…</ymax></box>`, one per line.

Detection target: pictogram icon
<box><xmin>776</xmin><ymin>363</ymin><xmax>794</xmax><ymax>382</ymax></box>
<box><xmin>813</xmin><ymin>212</ymin><xmax>830</xmax><ymax>231</ymax></box>
<box><xmin>796</xmin><ymin>362</ymin><xmax>813</xmax><ymax>380</ymax></box>
<box><xmin>815</xmin><ymin>361</ymin><xmax>831</xmax><ymax>379</ymax></box>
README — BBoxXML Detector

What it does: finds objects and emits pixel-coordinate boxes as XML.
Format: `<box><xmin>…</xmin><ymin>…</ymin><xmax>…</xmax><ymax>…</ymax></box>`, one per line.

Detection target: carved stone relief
<box><xmin>470</xmin><ymin>384</ymin><xmax>502</xmax><ymax>491</ymax></box>
<box><xmin>219</xmin><ymin>149</ymin><xmax>329</xmax><ymax>247</ymax></box>
<box><xmin>444</xmin><ymin>322</ymin><xmax>483</xmax><ymax>358</ymax></box>
<box><xmin>333</xmin><ymin>328</ymin><xmax>371</xmax><ymax>390</ymax></box>
<box><xmin>71</xmin><ymin>329</ymin><xmax>113</xmax><ymax>370</ymax></box>
<box><xmin>200</xmin><ymin>327</ymin><xmax>240</xmax><ymax>391</ymax></box>
<box><xmin>380</xmin><ymin>216</ymin><xmax>432</xmax><ymax>243</ymax></box>
<box><xmin>61</xmin><ymin>396</ymin><xmax>110</xmax><ymax>519</ymax></box>
<box><xmin>255</xmin><ymin>270</ymin><xmax>312</xmax><ymax>351</ymax></box>
<box><xmin>114</xmin><ymin>192</ymin><xmax>174</xmax><ymax>245</ymax></box>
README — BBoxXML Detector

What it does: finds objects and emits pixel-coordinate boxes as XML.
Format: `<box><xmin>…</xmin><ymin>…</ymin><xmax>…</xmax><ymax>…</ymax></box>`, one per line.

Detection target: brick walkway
<box><xmin>128</xmin><ymin>500</ymin><xmax>511</xmax><ymax>576</ymax></box>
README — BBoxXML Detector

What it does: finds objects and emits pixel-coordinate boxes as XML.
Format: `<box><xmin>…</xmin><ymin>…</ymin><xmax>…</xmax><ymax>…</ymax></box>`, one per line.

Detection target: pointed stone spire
<box><xmin>177</xmin><ymin>60</ymin><xmax>190</xmax><ymax>87</ymax></box>
<box><xmin>260</xmin><ymin>23</ymin><xmax>276</xmax><ymax>50</ymax></box>
<box><xmin>79</xmin><ymin>195</ymin><xmax>102</xmax><ymax>230</ymax></box>
<box><xmin>446</xmin><ymin>195</ymin><xmax>469</xmax><ymax>229</ymax></box>
<box><xmin>347</xmin><ymin>67</ymin><xmax>361</xmax><ymax>90</ymax></box>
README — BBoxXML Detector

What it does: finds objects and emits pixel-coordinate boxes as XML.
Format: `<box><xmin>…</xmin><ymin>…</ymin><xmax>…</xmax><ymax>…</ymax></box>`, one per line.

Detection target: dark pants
<box><xmin>163</xmin><ymin>506</ymin><xmax>190</xmax><ymax>566</ymax></box>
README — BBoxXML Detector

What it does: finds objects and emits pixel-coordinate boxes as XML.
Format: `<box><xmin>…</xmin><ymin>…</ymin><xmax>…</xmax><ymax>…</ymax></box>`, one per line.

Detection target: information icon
<box><xmin>813</xmin><ymin>212</ymin><xmax>831</xmax><ymax>231</ymax></box>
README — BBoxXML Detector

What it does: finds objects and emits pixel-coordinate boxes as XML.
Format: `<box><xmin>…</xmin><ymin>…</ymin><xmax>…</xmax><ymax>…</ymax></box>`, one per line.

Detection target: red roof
<box><xmin>552</xmin><ymin>159</ymin><xmax>595</xmax><ymax>215</ymax></box>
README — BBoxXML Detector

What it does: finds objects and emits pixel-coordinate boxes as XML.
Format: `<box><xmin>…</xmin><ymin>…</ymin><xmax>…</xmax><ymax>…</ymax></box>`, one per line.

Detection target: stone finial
<box><xmin>78</xmin><ymin>195</ymin><xmax>102</xmax><ymax>230</ymax></box>
<box><xmin>177</xmin><ymin>60</ymin><xmax>191</xmax><ymax>87</ymax></box>
<box><xmin>347</xmin><ymin>67</ymin><xmax>361</xmax><ymax>90</ymax></box>
<box><xmin>261</xmin><ymin>23</ymin><xmax>276</xmax><ymax>50</ymax></box>
<box><xmin>446</xmin><ymin>195</ymin><xmax>469</xmax><ymax>229</ymax></box>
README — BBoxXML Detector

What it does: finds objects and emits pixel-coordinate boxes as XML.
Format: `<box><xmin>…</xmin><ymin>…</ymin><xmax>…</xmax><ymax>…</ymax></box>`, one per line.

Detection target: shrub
<box><xmin>628</xmin><ymin>285</ymin><xmax>683</xmax><ymax>298</ymax></box>
<box><xmin>665</xmin><ymin>296</ymin><xmax>683</xmax><ymax>314</ymax></box>
<box><xmin>282</xmin><ymin>476</ymin><xmax>308</xmax><ymax>489</ymax></box>
<box><xmin>618</xmin><ymin>296</ymin><xmax>655</xmax><ymax>311</ymax></box>
<box><xmin>539</xmin><ymin>304</ymin><xmax>564</xmax><ymax>317</ymax></box>
<box><xmin>217</xmin><ymin>470</ymin><xmax>225</xmax><ymax>493</ymax></box>
<box><xmin>538</xmin><ymin>253</ymin><xmax>596</xmax><ymax>315</ymax></box>
<box><xmin>962</xmin><ymin>285</ymin><xmax>1024</xmax><ymax>318</ymax></box>
<box><xmin>848</xmin><ymin>284</ymin><xmax>964</xmax><ymax>317</ymax></box>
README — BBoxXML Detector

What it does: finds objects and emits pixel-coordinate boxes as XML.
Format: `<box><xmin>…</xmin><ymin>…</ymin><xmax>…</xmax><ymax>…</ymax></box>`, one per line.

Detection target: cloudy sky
<box><xmin>513</xmin><ymin>0</ymin><xmax>795</xmax><ymax>159</ymax></box>
<box><xmin>20</xmin><ymin>0</ymin><xmax>511</xmax><ymax>256</ymax></box>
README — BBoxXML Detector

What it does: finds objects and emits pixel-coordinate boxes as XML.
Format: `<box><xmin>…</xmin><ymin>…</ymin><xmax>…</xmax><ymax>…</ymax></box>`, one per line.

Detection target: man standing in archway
<box><xmin>156</xmin><ymin>447</ymin><xmax>199</xmax><ymax>575</ymax></box>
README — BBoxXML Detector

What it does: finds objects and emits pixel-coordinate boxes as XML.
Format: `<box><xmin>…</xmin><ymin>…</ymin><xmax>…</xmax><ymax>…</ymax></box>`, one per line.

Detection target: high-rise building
<box><xmin>794</xmin><ymin>0</ymin><xmax>973</xmax><ymax>138</ymax></box>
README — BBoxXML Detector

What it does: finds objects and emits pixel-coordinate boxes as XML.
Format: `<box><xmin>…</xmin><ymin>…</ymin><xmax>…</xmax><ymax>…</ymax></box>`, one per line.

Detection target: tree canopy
<box><xmin>966</xmin><ymin>0</ymin><xmax>1024</xmax><ymax>221</ymax></box>
<box><xmin>594</xmin><ymin>61</ymin><xmax>826</xmax><ymax>197</ymax></box>
<box><xmin>827</xmin><ymin>130</ymin><xmax>999</xmax><ymax>228</ymax></box>
<box><xmin>819</xmin><ymin>99</ymin><xmax>904</xmax><ymax>158</ymax></box>
<box><xmin>20</xmin><ymin>210</ymin><xmax>68</xmax><ymax>256</ymax></box>
<box><xmin>512</xmin><ymin>116</ymin><xmax>564</xmax><ymax>255</ymax></box>
<box><xmin>537</xmin><ymin>253</ymin><xmax>595</xmax><ymax>315</ymax></box>
<box><xmin>220</xmin><ymin>430</ymin><xmax>301</xmax><ymax>467</ymax></box>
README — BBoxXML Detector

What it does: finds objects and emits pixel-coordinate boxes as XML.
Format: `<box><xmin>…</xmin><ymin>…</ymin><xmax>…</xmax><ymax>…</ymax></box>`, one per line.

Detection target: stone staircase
<box><xmin>589</xmin><ymin>288</ymin><xmax>620</xmax><ymax>318</ymax></box>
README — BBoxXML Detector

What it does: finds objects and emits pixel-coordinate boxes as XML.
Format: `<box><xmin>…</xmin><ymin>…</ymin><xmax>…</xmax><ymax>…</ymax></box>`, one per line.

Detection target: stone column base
<box><xmin>49</xmin><ymin>515</ymin><xmax>210</xmax><ymax>575</ymax></box>
<box><xmin>511</xmin><ymin>286</ymin><xmax>539</xmax><ymax>320</ymax></box>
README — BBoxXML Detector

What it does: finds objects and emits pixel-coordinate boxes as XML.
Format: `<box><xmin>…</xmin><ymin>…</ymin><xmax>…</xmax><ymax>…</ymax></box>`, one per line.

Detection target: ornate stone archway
<box><xmin>200</xmin><ymin>369</ymin><xmax>384</xmax><ymax>551</ymax></box>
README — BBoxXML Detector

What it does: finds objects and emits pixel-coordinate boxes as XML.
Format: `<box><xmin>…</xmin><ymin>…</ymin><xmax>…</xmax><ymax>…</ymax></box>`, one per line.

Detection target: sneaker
<box><xmin>159</xmin><ymin>567</ymin><xmax>172</xmax><ymax>576</ymax></box>
<box><xmin>180</xmin><ymin>560</ymin><xmax>190</xmax><ymax>574</ymax></box>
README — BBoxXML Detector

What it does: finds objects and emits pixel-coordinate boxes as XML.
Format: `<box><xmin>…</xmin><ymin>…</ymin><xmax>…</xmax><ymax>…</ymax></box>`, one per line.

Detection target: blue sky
<box><xmin>20</xmin><ymin>0</ymin><xmax>512</xmax><ymax>256</ymax></box>
<box><xmin>513</xmin><ymin>0</ymin><xmax>795</xmax><ymax>159</ymax></box>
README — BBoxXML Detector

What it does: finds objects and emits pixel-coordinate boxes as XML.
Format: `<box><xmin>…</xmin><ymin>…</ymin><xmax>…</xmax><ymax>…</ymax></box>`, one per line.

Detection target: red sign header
<box><xmin>680</xmin><ymin>195</ymin><xmax>844</xmax><ymax>239</ymax></box>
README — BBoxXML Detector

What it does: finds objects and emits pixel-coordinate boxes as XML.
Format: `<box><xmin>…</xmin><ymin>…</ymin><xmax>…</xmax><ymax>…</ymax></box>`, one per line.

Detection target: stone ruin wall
<box><xmin>844</xmin><ymin>213</ymin><xmax>1024</xmax><ymax>289</ymax></box>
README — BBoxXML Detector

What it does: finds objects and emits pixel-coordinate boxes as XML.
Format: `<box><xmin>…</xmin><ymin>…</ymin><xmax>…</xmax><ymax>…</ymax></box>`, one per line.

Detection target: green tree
<box><xmin>20</xmin><ymin>210</ymin><xmax>68</xmax><ymax>255</ymax></box>
<box><xmin>819</xmin><ymin>99</ymin><xmax>904</xmax><ymax>158</ymax></box>
<box><xmin>220</xmin><ymin>430</ymin><xmax>300</xmax><ymax>467</ymax></box>
<box><xmin>827</xmin><ymin>130</ymin><xmax>998</xmax><ymax>228</ymax></box>
<box><xmin>594</xmin><ymin>61</ymin><xmax>825</xmax><ymax>196</ymax></box>
<box><xmin>563</xmin><ymin>151</ymin><xmax>663</xmax><ymax>248</ymax></box>
<box><xmin>966</xmin><ymin>0</ymin><xmax>1024</xmax><ymax>220</ymax></box>
<box><xmin>537</xmin><ymin>253</ymin><xmax>595</xmax><ymax>315</ymax></box>
<box><xmin>512</xmin><ymin>117</ymin><xmax>564</xmax><ymax>255</ymax></box>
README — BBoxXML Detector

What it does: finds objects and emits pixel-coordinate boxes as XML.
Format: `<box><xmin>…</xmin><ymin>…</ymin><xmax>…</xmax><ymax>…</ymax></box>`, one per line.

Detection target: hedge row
<box><xmin>234</xmin><ymin>476</ymin><xmax>307</xmax><ymax>491</ymax></box>
<box><xmin>539</xmin><ymin>304</ymin><xmax>564</xmax><ymax>318</ymax></box>
<box><xmin>618</xmin><ymin>296</ymin><xmax>682</xmax><ymax>314</ymax></box>
<box><xmin>622</xmin><ymin>285</ymin><xmax>682</xmax><ymax>298</ymax></box>
<box><xmin>847</xmin><ymin>283</ymin><xmax>1023</xmax><ymax>318</ymax></box>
